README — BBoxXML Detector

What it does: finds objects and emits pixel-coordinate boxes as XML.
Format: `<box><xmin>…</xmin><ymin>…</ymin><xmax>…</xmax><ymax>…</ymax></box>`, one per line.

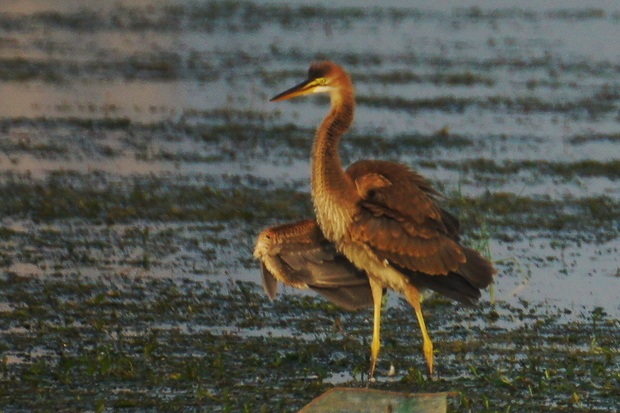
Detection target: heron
<box><xmin>255</xmin><ymin>61</ymin><xmax>495</xmax><ymax>379</ymax></box>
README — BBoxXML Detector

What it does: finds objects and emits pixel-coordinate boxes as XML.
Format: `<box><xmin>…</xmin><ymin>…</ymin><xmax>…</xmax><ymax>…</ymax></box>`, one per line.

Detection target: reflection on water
<box><xmin>5</xmin><ymin>0</ymin><xmax>619</xmax><ymax>12</ymax></box>
<box><xmin>0</xmin><ymin>81</ymin><xmax>222</xmax><ymax>123</ymax></box>
<box><xmin>0</xmin><ymin>0</ymin><xmax>180</xmax><ymax>13</ymax></box>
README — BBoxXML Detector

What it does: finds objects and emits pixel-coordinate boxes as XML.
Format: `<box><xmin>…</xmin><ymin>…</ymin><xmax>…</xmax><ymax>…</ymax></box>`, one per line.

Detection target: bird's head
<box><xmin>270</xmin><ymin>61</ymin><xmax>351</xmax><ymax>102</ymax></box>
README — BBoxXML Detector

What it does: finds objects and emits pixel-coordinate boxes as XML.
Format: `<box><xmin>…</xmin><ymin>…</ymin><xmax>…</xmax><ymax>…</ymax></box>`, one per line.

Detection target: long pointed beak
<box><xmin>270</xmin><ymin>79</ymin><xmax>315</xmax><ymax>102</ymax></box>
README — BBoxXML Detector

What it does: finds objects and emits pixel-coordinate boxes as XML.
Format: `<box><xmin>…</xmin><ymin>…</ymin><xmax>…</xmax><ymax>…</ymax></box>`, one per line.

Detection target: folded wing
<box><xmin>346</xmin><ymin>160</ymin><xmax>495</xmax><ymax>303</ymax></box>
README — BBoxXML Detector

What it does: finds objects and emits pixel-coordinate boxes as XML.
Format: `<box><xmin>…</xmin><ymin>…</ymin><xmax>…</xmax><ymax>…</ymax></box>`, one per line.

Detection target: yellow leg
<box><xmin>404</xmin><ymin>284</ymin><xmax>434</xmax><ymax>379</ymax></box>
<box><xmin>369</xmin><ymin>278</ymin><xmax>383</xmax><ymax>379</ymax></box>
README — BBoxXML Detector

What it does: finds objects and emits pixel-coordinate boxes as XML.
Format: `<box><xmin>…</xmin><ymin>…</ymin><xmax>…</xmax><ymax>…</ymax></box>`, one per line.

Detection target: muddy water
<box><xmin>0</xmin><ymin>2</ymin><xmax>619</xmax><ymax>412</ymax></box>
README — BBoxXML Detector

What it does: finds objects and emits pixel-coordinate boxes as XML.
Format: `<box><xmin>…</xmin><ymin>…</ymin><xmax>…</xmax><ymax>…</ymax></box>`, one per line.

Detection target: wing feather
<box><xmin>345</xmin><ymin>159</ymin><xmax>495</xmax><ymax>301</ymax></box>
<box><xmin>254</xmin><ymin>219</ymin><xmax>373</xmax><ymax>310</ymax></box>
<box><xmin>347</xmin><ymin>160</ymin><xmax>466</xmax><ymax>276</ymax></box>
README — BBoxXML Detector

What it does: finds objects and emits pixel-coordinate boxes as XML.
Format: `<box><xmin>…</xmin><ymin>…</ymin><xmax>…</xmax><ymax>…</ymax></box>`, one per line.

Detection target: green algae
<box><xmin>357</xmin><ymin>95</ymin><xmax>618</xmax><ymax>116</ymax></box>
<box><xmin>437</xmin><ymin>158</ymin><xmax>620</xmax><ymax>182</ymax></box>
<box><xmin>0</xmin><ymin>171</ymin><xmax>312</xmax><ymax>223</ymax></box>
<box><xmin>354</xmin><ymin>71</ymin><xmax>496</xmax><ymax>87</ymax></box>
<box><xmin>568</xmin><ymin>132</ymin><xmax>620</xmax><ymax>144</ymax></box>
<box><xmin>1</xmin><ymin>168</ymin><xmax>617</xmax><ymax>243</ymax></box>
<box><xmin>1</xmin><ymin>275</ymin><xmax>618</xmax><ymax>412</ymax></box>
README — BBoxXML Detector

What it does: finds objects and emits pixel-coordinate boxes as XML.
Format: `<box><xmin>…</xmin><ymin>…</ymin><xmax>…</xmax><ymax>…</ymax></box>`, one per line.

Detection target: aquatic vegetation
<box><xmin>1</xmin><ymin>276</ymin><xmax>619</xmax><ymax>412</ymax></box>
<box><xmin>0</xmin><ymin>1</ymin><xmax>619</xmax><ymax>411</ymax></box>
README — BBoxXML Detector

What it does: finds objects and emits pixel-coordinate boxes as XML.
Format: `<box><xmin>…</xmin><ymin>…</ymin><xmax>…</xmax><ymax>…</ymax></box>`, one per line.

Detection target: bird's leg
<box><xmin>404</xmin><ymin>283</ymin><xmax>434</xmax><ymax>380</ymax></box>
<box><xmin>368</xmin><ymin>277</ymin><xmax>383</xmax><ymax>380</ymax></box>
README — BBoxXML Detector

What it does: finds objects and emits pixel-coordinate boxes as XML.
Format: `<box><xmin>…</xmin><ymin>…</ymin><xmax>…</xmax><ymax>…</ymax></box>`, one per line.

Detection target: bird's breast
<box><xmin>312</xmin><ymin>186</ymin><xmax>355</xmax><ymax>243</ymax></box>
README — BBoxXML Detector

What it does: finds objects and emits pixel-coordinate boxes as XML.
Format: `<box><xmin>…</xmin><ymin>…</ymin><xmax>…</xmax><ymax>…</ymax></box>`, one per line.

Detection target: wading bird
<box><xmin>254</xmin><ymin>61</ymin><xmax>495</xmax><ymax>379</ymax></box>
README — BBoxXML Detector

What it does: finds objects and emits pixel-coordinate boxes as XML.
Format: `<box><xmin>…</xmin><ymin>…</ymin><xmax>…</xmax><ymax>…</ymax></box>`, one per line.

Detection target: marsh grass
<box><xmin>1</xmin><ymin>274</ymin><xmax>619</xmax><ymax>412</ymax></box>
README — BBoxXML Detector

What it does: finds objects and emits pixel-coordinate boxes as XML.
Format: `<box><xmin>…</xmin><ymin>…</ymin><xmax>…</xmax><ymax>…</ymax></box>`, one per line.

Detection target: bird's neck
<box><xmin>311</xmin><ymin>90</ymin><xmax>357</xmax><ymax>241</ymax></box>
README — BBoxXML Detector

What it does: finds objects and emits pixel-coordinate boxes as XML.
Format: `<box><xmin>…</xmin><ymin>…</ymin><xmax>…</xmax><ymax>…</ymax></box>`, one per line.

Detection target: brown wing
<box><xmin>390</xmin><ymin>246</ymin><xmax>496</xmax><ymax>306</ymax></box>
<box><xmin>254</xmin><ymin>219</ymin><xmax>373</xmax><ymax>310</ymax></box>
<box><xmin>347</xmin><ymin>160</ymin><xmax>465</xmax><ymax>275</ymax></box>
<box><xmin>346</xmin><ymin>160</ymin><xmax>494</xmax><ymax>301</ymax></box>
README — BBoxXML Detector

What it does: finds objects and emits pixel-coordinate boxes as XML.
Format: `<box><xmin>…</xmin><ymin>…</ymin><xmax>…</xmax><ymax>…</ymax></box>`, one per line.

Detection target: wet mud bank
<box><xmin>1</xmin><ymin>275</ymin><xmax>619</xmax><ymax>412</ymax></box>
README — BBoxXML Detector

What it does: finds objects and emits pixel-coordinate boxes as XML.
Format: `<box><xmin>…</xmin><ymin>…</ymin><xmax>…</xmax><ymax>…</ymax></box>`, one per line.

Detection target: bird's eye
<box><xmin>316</xmin><ymin>78</ymin><xmax>327</xmax><ymax>86</ymax></box>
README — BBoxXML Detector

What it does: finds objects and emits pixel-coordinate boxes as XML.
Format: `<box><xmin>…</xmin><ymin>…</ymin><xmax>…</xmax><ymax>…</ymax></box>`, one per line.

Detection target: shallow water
<box><xmin>1</xmin><ymin>1</ymin><xmax>619</xmax><ymax>412</ymax></box>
